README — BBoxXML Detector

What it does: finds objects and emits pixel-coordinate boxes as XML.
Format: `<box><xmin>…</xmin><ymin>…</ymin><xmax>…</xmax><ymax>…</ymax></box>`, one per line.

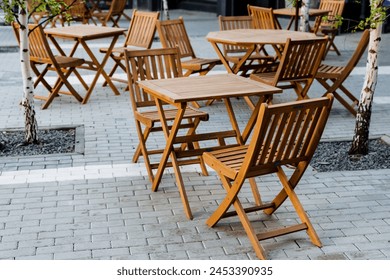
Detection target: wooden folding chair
<box><xmin>203</xmin><ymin>94</ymin><xmax>334</xmax><ymax>259</ymax></box>
<box><xmin>247</xmin><ymin>5</ymin><xmax>281</xmax><ymax>30</ymax></box>
<box><xmin>156</xmin><ymin>17</ymin><xmax>222</xmax><ymax>108</ymax></box>
<box><xmin>100</xmin><ymin>9</ymin><xmax>160</xmax><ymax>87</ymax></box>
<box><xmin>124</xmin><ymin>47</ymin><xmax>210</xmax><ymax>183</ymax></box>
<box><xmin>16</xmin><ymin>23</ymin><xmax>88</xmax><ymax>109</ymax></box>
<box><xmin>315</xmin><ymin>30</ymin><xmax>369</xmax><ymax>116</ymax></box>
<box><xmin>312</xmin><ymin>0</ymin><xmax>345</xmax><ymax>58</ymax></box>
<box><xmin>91</xmin><ymin>0</ymin><xmax>127</xmax><ymax>27</ymax></box>
<box><xmin>250</xmin><ymin>37</ymin><xmax>328</xmax><ymax>101</ymax></box>
<box><xmin>57</xmin><ymin>0</ymin><xmax>96</xmax><ymax>26</ymax></box>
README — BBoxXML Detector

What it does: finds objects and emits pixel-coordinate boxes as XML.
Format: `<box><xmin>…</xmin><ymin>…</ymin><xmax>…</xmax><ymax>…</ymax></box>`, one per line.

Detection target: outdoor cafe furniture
<box><xmin>247</xmin><ymin>5</ymin><xmax>282</xmax><ymax>29</ymax></box>
<box><xmin>157</xmin><ymin>17</ymin><xmax>222</xmax><ymax>108</ymax></box>
<box><xmin>311</xmin><ymin>0</ymin><xmax>346</xmax><ymax>58</ymax></box>
<box><xmin>44</xmin><ymin>25</ymin><xmax>126</xmax><ymax>104</ymax></box>
<box><xmin>206</xmin><ymin>29</ymin><xmax>319</xmax><ymax>108</ymax></box>
<box><xmin>273</xmin><ymin>7</ymin><xmax>330</xmax><ymax>31</ymax></box>
<box><xmin>137</xmin><ymin>73</ymin><xmax>282</xmax><ymax>220</ymax></box>
<box><xmin>90</xmin><ymin>0</ymin><xmax>127</xmax><ymax>27</ymax></box>
<box><xmin>217</xmin><ymin>15</ymin><xmax>276</xmax><ymax>78</ymax></box>
<box><xmin>124</xmin><ymin>47</ymin><xmax>210</xmax><ymax>186</ymax></box>
<box><xmin>13</xmin><ymin>23</ymin><xmax>87</xmax><ymax>109</ymax></box>
<box><xmin>203</xmin><ymin>94</ymin><xmax>334</xmax><ymax>259</ymax></box>
<box><xmin>250</xmin><ymin>37</ymin><xmax>328</xmax><ymax>101</ymax></box>
<box><xmin>315</xmin><ymin>30</ymin><xmax>369</xmax><ymax>116</ymax></box>
<box><xmin>99</xmin><ymin>9</ymin><xmax>160</xmax><ymax>88</ymax></box>
<box><xmin>207</xmin><ymin>29</ymin><xmax>320</xmax><ymax>75</ymax></box>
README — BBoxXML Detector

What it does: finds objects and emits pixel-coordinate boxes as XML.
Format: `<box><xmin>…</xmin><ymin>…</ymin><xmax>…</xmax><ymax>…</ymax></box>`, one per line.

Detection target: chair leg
<box><xmin>274</xmin><ymin>166</ymin><xmax>322</xmax><ymax>247</ymax></box>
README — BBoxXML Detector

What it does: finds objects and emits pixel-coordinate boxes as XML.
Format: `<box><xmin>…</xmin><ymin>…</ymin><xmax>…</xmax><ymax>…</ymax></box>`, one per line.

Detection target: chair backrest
<box><xmin>25</xmin><ymin>24</ymin><xmax>55</xmax><ymax>65</ymax></box>
<box><xmin>124</xmin><ymin>9</ymin><xmax>160</xmax><ymax>49</ymax></box>
<box><xmin>156</xmin><ymin>17</ymin><xmax>196</xmax><ymax>60</ymax></box>
<box><xmin>63</xmin><ymin>0</ymin><xmax>90</xmax><ymax>21</ymax></box>
<box><xmin>124</xmin><ymin>47</ymin><xmax>183</xmax><ymax>110</ymax></box>
<box><xmin>339</xmin><ymin>29</ymin><xmax>369</xmax><ymax>79</ymax></box>
<box><xmin>11</xmin><ymin>21</ymin><xmax>20</xmax><ymax>45</ymax></box>
<box><xmin>241</xmin><ymin>94</ymin><xmax>333</xmax><ymax>178</ymax></box>
<box><xmin>247</xmin><ymin>5</ymin><xmax>280</xmax><ymax>29</ymax></box>
<box><xmin>218</xmin><ymin>15</ymin><xmax>254</xmax><ymax>55</ymax></box>
<box><xmin>109</xmin><ymin>0</ymin><xmax>127</xmax><ymax>16</ymax></box>
<box><xmin>312</xmin><ymin>0</ymin><xmax>345</xmax><ymax>33</ymax></box>
<box><xmin>274</xmin><ymin>37</ymin><xmax>328</xmax><ymax>84</ymax></box>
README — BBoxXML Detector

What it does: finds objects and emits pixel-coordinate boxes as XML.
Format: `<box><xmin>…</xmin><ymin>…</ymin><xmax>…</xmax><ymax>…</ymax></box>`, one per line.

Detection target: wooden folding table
<box><xmin>273</xmin><ymin>7</ymin><xmax>330</xmax><ymax>31</ymax></box>
<box><xmin>44</xmin><ymin>25</ymin><xmax>126</xmax><ymax>104</ymax></box>
<box><xmin>137</xmin><ymin>74</ymin><xmax>282</xmax><ymax>219</ymax></box>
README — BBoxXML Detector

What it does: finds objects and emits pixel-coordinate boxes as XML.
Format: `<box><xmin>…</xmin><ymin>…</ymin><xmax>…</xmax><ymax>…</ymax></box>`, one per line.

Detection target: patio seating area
<box><xmin>1</xmin><ymin>8</ymin><xmax>390</xmax><ymax>260</ymax></box>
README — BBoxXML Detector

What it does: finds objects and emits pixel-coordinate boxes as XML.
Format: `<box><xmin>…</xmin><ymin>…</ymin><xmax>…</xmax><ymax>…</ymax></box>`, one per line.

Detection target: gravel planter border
<box><xmin>311</xmin><ymin>135</ymin><xmax>390</xmax><ymax>172</ymax></box>
<box><xmin>0</xmin><ymin>125</ymin><xmax>84</xmax><ymax>158</ymax></box>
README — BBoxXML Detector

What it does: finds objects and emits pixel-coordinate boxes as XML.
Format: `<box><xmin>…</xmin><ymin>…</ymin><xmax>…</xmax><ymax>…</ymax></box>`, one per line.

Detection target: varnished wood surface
<box><xmin>207</xmin><ymin>29</ymin><xmax>319</xmax><ymax>46</ymax></box>
<box><xmin>137</xmin><ymin>74</ymin><xmax>282</xmax><ymax>104</ymax></box>
<box><xmin>44</xmin><ymin>25</ymin><xmax>126</xmax><ymax>40</ymax></box>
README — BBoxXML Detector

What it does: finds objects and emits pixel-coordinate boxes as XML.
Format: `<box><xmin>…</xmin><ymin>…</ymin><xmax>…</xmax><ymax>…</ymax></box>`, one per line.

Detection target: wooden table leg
<box><xmin>81</xmin><ymin>35</ymin><xmax>121</xmax><ymax>104</ymax></box>
<box><xmin>151</xmin><ymin>101</ymin><xmax>193</xmax><ymax>219</ymax></box>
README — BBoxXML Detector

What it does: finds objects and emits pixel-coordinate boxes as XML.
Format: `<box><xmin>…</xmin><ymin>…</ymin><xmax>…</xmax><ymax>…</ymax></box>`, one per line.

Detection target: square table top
<box><xmin>44</xmin><ymin>25</ymin><xmax>126</xmax><ymax>40</ymax></box>
<box><xmin>137</xmin><ymin>74</ymin><xmax>282</xmax><ymax>104</ymax></box>
<box><xmin>207</xmin><ymin>29</ymin><xmax>320</xmax><ymax>45</ymax></box>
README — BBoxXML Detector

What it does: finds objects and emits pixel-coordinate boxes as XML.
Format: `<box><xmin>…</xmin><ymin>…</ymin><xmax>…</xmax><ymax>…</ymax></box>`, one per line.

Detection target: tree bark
<box><xmin>349</xmin><ymin>26</ymin><xmax>382</xmax><ymax>155</ymax></box>
<box><xmin>162</xmin><ymin>0</ymin><xmax>169</xmax><ymax>20</ymax></box>
<box><xmin>19</xmin><ymin>4</ymin><xmax>39</xmax><ymax>144</ymax></box>
<box><xmin>300</xmin><ymin>0</ymin><xmax>310</xmax><ymax>32</ymax></box>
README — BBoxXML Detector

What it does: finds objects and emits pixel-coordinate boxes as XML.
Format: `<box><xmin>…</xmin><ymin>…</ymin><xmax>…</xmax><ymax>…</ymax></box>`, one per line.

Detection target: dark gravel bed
<box><xmin>0</xmin><ymin>128</ymin><xmax>75</xmax><ymax>157</ymax></box>
<box><xmin>311</xmin><ymin>138</ymin><xmax>390</xmax><ymax>172</ymax></box>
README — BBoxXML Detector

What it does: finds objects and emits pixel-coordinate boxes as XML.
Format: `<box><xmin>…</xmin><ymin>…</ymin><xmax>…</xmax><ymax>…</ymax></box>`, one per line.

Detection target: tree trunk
<box><xmin>19</xmin><ymin>4</ymin><xmax>39</xmax><ymax>144</ymax></box>
<box><xmin>162</xmin><ymin>0</ymin><xmax>169</xmax><ymax>20</ymax></box>
<box><xmin>349</xmin><ymin>26</ymin><xmax>382</xmax><ymax>155</ymax></box>
<box><xmin>300</xmin><ymin>0</ymin><xmax>310</xmax><ymax>32</ymax></box>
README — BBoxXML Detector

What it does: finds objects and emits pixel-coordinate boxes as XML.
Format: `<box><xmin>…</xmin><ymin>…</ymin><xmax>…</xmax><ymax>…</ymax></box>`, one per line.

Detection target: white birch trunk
<box><xmin>349</xmin><ymin>27</ymin><xmax>382</xmax><ymax>155</ymax></box>
<box><xmin>162</xmin><ymin>0</ymin><xmax>169</xmax><ymax>20</ymax></box>
<box><xmin>300</xmin><ymin>0</ymin><xmax>310</xmax><ymax>32</ymax></box>
<box><xmin>19</xmin><ymin>3</ymin><xmax>39</xmax><ymax>143</ymax></box>
<box><xmin>349</xmin><ymin>0</ymin><xmax>384</xmax><ymax>155</ymax></box>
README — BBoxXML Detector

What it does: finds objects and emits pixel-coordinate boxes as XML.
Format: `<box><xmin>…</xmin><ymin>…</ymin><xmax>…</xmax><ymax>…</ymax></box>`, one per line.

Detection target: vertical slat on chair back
<box><xmin>27</xmin><ymin>24</ymin><xmax>53</xmax><ymax>64</ymax></box>
<box><xmin>219</xmin><ymin>15</ymin><xmax>254</xmax><ymax>55</ymax></box>
<box><xmin>247</xmin><ymin>5</ymin><xmax>279</xmax><ymax>29</ymax></box>
<box><xmin>125</xmin><ymin>10</ymin><xmax>160</xmax><ymax>48</ymax></box>
<box><xmin>320</xmin><ymin>0</ymin><xmax>345</xmax><ymax>23</ymax></box>
<box><xmin>124</xmin><ymin>48</ymin><xmax>183</xmax><ymax>109</ymax></box>
<box><xmin>244</xmin><ymin>95</ymin><xmax>333</xmax><ymax>175</ymax></box>
<box><xmin>275</xmin><ymin>38</ymin><xmax>327</xmax><ymax>83</ymax></box>
<box><xmin>157</xmin><ymin>17</ymin><xmax>195</xmax><ymax>59</ymax></box>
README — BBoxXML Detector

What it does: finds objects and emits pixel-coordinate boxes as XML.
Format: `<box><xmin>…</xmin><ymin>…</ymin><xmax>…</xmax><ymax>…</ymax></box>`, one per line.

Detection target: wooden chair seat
<box><xmin>135</xmin><ymin>107</ymin><xmax>209</xmax><ymax>127</ymax></box>
<box><xmin>181</xmin><ymin>57</ymin><xmax>222</xmax><ymax>71</ymax></box>
<box><xmin>315</xmin><ymin>30</ymin><xmax>370</xmax><ymax>116</ymax></box>
<box><xmin>54</xmin><ymin>56</ymin><xmax>85</xmax><ymax>68</ymax></box>
<box><xmin>203</xmin><ymin>95</ymin><xmax>334</xmax><ymax>259</ymax></box>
